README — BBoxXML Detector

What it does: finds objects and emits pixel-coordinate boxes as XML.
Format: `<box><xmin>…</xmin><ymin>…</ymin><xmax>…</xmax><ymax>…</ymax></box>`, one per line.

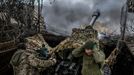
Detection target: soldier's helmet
<box><xmin>82</xmin><ymin>40</ymin><xmax>96</xmax><ymax>50</ymax></box>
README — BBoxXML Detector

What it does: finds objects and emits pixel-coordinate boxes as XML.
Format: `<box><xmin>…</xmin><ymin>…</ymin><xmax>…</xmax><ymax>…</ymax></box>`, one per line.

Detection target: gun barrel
<box><xmin>90</xmin><ymin>9</ymin><xmax>100</xmax><ymax>26</ymax></box>
<box><xmin>89</xmin><ymin>16</ymin><xmax>98</xmax><ymax>26</ymax></box>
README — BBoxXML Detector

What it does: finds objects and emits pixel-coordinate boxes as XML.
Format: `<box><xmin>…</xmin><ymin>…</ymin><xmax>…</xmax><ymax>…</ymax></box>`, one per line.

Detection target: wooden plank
<box><xmin>0</xmin><ymin>40</ymin><xmax>16</xmax><ymax>51</ymax></box>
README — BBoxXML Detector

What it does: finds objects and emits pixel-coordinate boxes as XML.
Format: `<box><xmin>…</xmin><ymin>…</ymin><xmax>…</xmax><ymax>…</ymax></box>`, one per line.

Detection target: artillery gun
<box><xmin>85</xmin><ymin>9</ymin><xmax>100</xmax><ymax>29</ymax></box>
<box><xmin>47</xmin><ymin>10</ymin><xmax>101</xmax><ymax>75</ymax></box>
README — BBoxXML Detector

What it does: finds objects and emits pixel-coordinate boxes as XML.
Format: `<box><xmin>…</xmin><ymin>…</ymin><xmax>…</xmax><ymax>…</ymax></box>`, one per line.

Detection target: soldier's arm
<box><xmin>72</xmin><ymin>47</ymin><xmax>84</xmax><ymax>57</ymax></box>
<box><xmin>28</xmin><ymin>54</ymin><xmax>56</xmax><ymax>68</ymax></box>
<box><xmin>93</xmin><ymin>44</ymin><xmax>99</xmax><ymax>51</ymax></box>
<box><xmin>93</xmin><ymin>44</ymin><xmax>105</xmax><ymax>63</ymax></box>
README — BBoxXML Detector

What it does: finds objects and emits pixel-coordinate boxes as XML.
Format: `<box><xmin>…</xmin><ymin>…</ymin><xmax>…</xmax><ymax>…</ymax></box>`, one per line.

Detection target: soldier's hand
<box><xmin>105</xmin><ymin>59</ymin><xmax>109</xmax><ymax>63</ymax></box>
<box><xmin>52</xmin><ymin>58</ymin><xmax>57</xmax><ymax>63</ymax></box>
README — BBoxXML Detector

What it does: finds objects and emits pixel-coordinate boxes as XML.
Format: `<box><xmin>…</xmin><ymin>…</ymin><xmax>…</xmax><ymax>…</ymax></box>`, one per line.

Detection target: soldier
<box><xmin>10</xmin><ymin>37</ymin><xmax>56</xmax><ymax>75</ymax></box>
<box><xmin>72</xmin><ymin>40</ymin><xmax>105</xmax><ymax>75</ymax></box>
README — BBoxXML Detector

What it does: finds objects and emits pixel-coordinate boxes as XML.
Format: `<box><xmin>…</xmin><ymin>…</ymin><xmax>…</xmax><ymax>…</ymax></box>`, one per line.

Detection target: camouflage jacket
<box><xmin>10</xmin><ymin>49</ymin><xmax>56</xmax><ymax>75</ymax></box>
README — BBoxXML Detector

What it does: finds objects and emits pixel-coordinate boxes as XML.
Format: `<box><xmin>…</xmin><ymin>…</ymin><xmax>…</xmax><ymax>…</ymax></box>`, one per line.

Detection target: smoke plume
<box><xmin>43</xmin><ymin>0</ymin><xmax>126</xmax><ymax>35</ymax></box>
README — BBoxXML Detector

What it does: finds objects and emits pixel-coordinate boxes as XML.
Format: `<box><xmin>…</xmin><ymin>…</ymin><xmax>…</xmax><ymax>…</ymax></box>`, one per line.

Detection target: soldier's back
<box><xmin>10</xmin><ymin>49</ymin><xmax>40</xmax><ymax>75</ymax></box>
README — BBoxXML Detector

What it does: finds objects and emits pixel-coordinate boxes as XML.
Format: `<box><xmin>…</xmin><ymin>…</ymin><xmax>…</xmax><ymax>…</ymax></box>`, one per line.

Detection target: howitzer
<box><xmin>40</xmin><ymin>48</ymin><xmax>82</xmax><ymax>75</ymax></box>
<box><xmin>85</xmin><ymin>9</ymin><xmax>100</xmax><ymax>29</ymax></box>
<box><xmin>55</xmin><ymin>61</ymin><xmax>81</xmax><ymax>75</ymax></box>
<box><xmin>54</xmin><ymin>48</ymin><xmax>82</xmax><ymax>75</ymax></box>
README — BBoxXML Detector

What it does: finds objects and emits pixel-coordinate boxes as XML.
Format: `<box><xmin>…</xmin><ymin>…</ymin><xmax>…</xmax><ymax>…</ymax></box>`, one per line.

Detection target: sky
<box><xmin>42</xmin><ymin>0</ymin><xmax>127</xmax><ymax>35</ymax></box>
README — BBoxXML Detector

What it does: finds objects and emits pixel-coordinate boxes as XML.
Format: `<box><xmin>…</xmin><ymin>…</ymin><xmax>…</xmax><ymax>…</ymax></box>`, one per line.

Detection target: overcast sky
<box><xmin>42</xmin><ymin>0</ymin><xmax>126</xmax><ymax>35</ymax></box>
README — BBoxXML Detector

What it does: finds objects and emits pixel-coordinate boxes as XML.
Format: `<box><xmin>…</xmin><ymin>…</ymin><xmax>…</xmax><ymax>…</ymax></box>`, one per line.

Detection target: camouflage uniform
<box><xmin>10</xmin><ymin>49</ymin><xmax>56</xmax><ymax>75</ymax></box>
<box><xmin>72</xmin><ymin>40</ymin><xmax>105</xmax><ymax>75</ymax></box>
<box><xmin>10</xmin><ymin>34</ymin><xmax>56</xmax><ymax>75</ymax></box>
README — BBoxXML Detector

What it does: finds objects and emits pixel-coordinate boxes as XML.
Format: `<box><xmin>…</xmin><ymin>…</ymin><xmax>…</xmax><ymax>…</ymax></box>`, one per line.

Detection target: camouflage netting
<box><xmin>0</xmin><ymin>0</ymin><xmax>46</xmax><ymax>50</ymax></box>
<box><xmin>52</xmin><ymin>26</ymin><xmax>98</xmax><ymax>53</ymax></box>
